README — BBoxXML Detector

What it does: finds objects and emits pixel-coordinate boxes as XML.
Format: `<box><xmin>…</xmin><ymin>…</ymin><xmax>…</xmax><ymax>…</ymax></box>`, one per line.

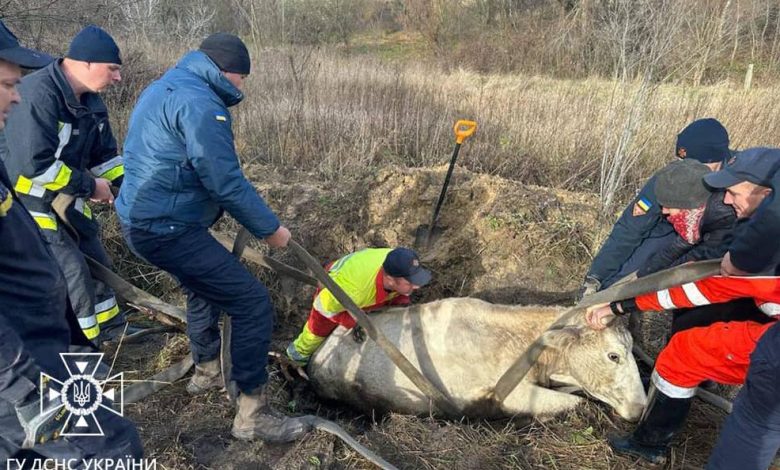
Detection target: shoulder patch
<box><xmin>0</xmin><ymin>183</ymin><xmax>13</xmax><ymax>217</ymax></box>
<box><xmin>215</xmin><ymin>114</ymin><xmax>227</xmax><ymax>122</ymax></box>
<box><xmin>633</xmin><ymin>197</ymin><xmax>652</xmax><ymax>216</ymax></box>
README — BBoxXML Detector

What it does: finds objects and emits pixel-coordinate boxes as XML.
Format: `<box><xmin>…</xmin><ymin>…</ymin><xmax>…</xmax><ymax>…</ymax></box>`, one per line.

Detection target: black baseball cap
<box><xmin>383</xmin><ymin>248</ymin><xmax>432</xmax><ymax>287</ymax></box>
<box><xmin>703</xmin><ymin>147</ymin><xmax>780</xmax><ymax>189</ymax></box>
<box><xmin>0</xmin><ymin>20</ymin><xmax>53</xmax><ymax>69</ymax></box>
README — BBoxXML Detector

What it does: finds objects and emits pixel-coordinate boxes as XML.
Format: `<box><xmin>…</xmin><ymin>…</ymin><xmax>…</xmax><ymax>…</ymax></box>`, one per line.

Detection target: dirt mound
<box><xmin>236</xmin><ymin>164</ymin><xmax>600</xmax><ymax>309</ymax></box>
<box><xmin>364</xmin><ymin>166</ymin><xmax>598</xmax><ymax>303</ymax></box>
<box><xmin>102</xmin><ymin>165</ymin><xmax>728</xmax><ymax>469</ymax></box>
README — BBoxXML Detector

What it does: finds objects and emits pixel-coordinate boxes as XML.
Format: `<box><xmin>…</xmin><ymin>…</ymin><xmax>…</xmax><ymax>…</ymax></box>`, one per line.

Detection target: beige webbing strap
<box><xmin>486</xmin><ymin>260</ymin><xmax>723</xmax><ymax>411</ymax></box>
<box><xmin>289</xmin><ymin>240</ymin><xmax>461</xmax><ymax>418</ymax></box>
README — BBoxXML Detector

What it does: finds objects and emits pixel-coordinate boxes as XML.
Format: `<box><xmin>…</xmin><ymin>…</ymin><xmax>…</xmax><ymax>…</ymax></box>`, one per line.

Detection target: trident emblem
<box><xmin>73</xmin><ymin>380</ymin><xmax>91</xmax><ymax>407</ymax></box>
<box><xmin>40</xmin><ymin>353</ymin><xmax>125</xmax><ymax>437</ymax></box>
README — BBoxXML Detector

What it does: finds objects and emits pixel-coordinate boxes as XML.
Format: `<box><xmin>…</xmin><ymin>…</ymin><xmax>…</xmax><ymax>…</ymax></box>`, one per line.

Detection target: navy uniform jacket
<box><xmin>587</xmin><ymin>174</ymin><xmax>675</xmax><ymax>284</ymax></box>
<box><xmin>637</xmin><ymin>190</ymin><xmax>736</xmax><ymax>276</ymax></box>
<box><xmin>0</xmin><ymin>157</ymin><xmax>73</xmax><ymax>431</ymax></box>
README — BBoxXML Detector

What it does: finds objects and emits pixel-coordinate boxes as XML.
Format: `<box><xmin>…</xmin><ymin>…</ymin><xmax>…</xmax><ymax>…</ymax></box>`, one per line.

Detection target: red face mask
<box><xmin>666</xmin><ymin>205</ymin><xmax>706</xmax><ymax>244</ymax></box>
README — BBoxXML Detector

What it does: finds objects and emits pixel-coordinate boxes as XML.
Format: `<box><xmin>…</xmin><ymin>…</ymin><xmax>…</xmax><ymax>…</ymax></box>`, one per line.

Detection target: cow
<box><xmin>308</xmin><ymin>297</ymin><xmax>646</xmax><ymax>422</ymax></box>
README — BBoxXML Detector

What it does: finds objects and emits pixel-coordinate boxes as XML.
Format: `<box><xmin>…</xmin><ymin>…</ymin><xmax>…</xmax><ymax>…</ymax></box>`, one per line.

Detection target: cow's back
<box><xmin>308</xmin><ymin>297</ymin><xmax>561</xmax><ymax>415</ymax></box>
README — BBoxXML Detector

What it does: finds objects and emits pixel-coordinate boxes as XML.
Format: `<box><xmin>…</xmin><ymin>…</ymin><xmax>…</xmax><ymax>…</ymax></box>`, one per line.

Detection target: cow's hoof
<box><xmin>608</xmin><ymin>434</ymin><xmax>667</xmax><ymax>465</ymax></box>
<box><xmin>268</xmin><ymin>351</ymin><xmax>309</xmax><ymax>381</ymax></box>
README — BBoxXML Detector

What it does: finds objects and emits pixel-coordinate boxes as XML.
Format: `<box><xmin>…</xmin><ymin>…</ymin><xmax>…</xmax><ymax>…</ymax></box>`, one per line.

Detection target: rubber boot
<box><xmin>186</xmin><ymin>359</ymin><xmax>223</xmax><ymax>395</ymax></box>
<box><xmin>608</xmin><ymin>385</ymin><xmax>693</xmax><ymax>464</ymax></box>
<box><xmin>231</xmin><ymin>385</ymin><xmax>311</xmax><ymax>442</ymax></box>
<box><xmin>640</xmin><ymin>374</ymin><xmax>650</xmax><ymax>392</ymax></box>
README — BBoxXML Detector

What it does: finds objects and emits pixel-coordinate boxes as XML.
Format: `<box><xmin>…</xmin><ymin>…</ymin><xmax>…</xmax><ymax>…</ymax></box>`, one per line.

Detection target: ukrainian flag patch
<box><xmin>637</xmin><ymin>197</ymin><xmax>652</xmax><ymax>212</ymax></box>
<box><xmin>215</xmin><ymin>115</ymin><xmax>227</xmax><ymax>122</ymax></box>
<box><xmin>0</xmin><ymin>185</ymin><xmax>12</xmax><ymax>217</ymax></box>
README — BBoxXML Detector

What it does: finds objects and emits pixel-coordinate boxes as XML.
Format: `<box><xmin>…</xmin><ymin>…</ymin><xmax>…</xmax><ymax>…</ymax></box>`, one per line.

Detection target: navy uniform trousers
<box><xmin>122</xmin><ymin>225</ymin><xmax>274</xmax><ymax>393</ymax></box>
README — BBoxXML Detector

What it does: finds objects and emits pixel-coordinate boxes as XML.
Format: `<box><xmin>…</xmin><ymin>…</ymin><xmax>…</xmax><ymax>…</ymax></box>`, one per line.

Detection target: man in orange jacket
<box><xmin>586</xmin><ymin>147</ymin><xmax>780</xmax><ymax>468</ymax></box>
<box><xmin>587</xmin><ymin>274</ymin><xmax>779</xmax><ymax>465</ymax></box>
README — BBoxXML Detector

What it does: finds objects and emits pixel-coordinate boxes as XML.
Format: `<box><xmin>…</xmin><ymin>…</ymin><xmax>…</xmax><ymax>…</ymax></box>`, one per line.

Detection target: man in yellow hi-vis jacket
<box><xmin>286</xmin><ymin>247</ymin><xmax>432</xmax><ymax>365</ymax></box>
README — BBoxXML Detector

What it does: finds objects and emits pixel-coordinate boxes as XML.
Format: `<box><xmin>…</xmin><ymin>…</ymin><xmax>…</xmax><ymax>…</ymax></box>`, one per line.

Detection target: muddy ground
<box><xmin>103</xmin><ymin>165</ymin><xmax>733</xmax><ymax>469</ymax></box>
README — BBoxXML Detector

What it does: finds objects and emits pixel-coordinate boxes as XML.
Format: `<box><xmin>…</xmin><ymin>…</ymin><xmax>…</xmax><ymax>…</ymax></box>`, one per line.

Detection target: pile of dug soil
<box><xmin>102</xmin><ymin>165</ymin><xmax>728</xmax><ymax>469</ymax></box>
<box><xmin>240</xmin><ymin>164</ymin><xmax>601</xmax><ymax>307</ymax></box>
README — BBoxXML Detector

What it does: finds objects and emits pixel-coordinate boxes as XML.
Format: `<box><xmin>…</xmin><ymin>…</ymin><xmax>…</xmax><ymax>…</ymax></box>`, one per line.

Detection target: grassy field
<box><xmin>109</xmin><ymin>34</ymin><xmax>780</xmax><ymax>218</ymax></box>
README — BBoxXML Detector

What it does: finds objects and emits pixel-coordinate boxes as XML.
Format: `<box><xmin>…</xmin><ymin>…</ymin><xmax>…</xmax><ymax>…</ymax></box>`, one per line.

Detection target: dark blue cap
<box><xmin>676</xmin><ymin>118</ymin><xmax>730</xmax><ymax>163</ymax></box>
<box><xmin>704</xmin><ymin>147</ymin><xmax>780</xmax><ymax>189</ymax></box>
<box><xmin>383</xmin><ymin>248</ymin><xmax>432</xmax><ymax>287</ymax></box>
<box><xmin>0</xmin><ymin>20</ymin><xmax>52</xmax><ymax>68</ymax></box>
<box><xmin>67</xmin><ymin>25</ymin><xmax>121</xmax><ymax>65</ymax></box>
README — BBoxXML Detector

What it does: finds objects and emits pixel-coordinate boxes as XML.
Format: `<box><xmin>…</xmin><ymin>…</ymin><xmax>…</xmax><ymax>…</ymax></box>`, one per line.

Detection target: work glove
<box><xmin>576</xmin><ymin>276</ymin><xmax>601</xmax><ymax>302</ymax></box>
<box><xmin>14</xmin><ymin>389</ymin><xmax>70</xmax><ymax>448</ymax></box>
<box><xmin>351</xmin><ymin>325</ymin><xmax>366</xmax><ymax>344</ymax></box>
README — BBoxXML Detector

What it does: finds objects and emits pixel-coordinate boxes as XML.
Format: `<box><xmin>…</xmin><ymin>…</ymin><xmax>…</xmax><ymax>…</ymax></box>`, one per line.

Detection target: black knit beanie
<box><xmin>67</xmin><ymin>25</ymin><xmax>122</xmax><ymax>65</ymax></box>
<box><xmin>655</xmin><ymin>159</ymin><xmax>712</xmax><ymax>209</ymax></box>
<box><xmin>675</xmin><ymin>118</ymin><xmax>730</xmax><ymax>163</ymax></box>
<box><xmin>199</xmin><ymin>33</ymin><xmax>250</xmax><ymax>75</ymax></box>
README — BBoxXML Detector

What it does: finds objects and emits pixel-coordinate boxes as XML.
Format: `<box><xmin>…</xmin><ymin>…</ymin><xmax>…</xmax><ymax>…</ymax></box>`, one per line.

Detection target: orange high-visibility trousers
<box><xmin>654</xmin><ymin>320</ymin><xmax>777</xmax><ymax>394</ymax></box>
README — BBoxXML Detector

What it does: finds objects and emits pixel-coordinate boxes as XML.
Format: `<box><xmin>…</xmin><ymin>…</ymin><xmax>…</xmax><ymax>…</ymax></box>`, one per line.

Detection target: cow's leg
<box><xmin>503</xmin><ymin>384</ymin><xmax>584</xmax><ymax>420</ymax></box>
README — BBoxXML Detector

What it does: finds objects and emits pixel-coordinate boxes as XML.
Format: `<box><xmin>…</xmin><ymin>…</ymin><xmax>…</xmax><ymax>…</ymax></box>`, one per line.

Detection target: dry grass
<box><xmin>105</xmin><ymin>40</ymin><xmax>780</xmax><ymax>216</ymax></box>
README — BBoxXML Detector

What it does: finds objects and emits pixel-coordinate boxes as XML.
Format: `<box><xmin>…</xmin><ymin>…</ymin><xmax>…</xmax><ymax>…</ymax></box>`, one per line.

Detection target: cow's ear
<box><xmin>540</xmin><ymin>326</ymin><xmax>581</xmax><ymax>350</ymax></box>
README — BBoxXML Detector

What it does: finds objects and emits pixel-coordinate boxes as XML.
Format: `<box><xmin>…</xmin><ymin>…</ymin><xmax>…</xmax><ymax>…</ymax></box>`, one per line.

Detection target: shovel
<box><xmin>414</xmin><ymin>119</ymin><xmax>477</xmax><ymax>249</ymax></box>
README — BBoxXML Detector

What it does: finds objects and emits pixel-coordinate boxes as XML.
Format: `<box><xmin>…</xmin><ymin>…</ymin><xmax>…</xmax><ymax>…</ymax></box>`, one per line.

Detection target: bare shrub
<box><xmin>119</xmin><ymin>0</ymin><xmax>215</xmax><ymax>43</ymax></box>
<box><xmin>227</xmin><ymin>0</ymin><xmax>370</xmax><ymax>46</ymax></box>
<box><xmin>398</xmin><ymin>0</ymin><xmax>447</xmax><ymax>51</ymax></box>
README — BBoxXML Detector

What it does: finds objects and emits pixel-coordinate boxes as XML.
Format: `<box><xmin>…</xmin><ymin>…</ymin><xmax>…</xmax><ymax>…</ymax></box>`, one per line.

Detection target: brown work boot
<box><xmin>186</xmin><ymin>359</ymin><xmax>223</xmax><ymax>395</ymax></box>
<box><xmin>231</xmin><ymin>385</ymin><xmax>312</xmax><ymax>443</ymax></box>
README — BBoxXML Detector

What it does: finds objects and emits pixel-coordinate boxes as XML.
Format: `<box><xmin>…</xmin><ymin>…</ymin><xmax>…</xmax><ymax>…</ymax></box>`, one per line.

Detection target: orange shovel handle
<box><xmin>454</xmin><ymin>119</ymin><xmax>477</xmax><ymax>144</ymax></box>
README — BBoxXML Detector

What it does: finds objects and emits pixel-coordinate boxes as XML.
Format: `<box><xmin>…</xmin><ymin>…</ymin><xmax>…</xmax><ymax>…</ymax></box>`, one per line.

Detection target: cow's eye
<box><xmin>608</xmin><ymin>352</ymin><xmax>620</xmax><ymax>364</ymax></box>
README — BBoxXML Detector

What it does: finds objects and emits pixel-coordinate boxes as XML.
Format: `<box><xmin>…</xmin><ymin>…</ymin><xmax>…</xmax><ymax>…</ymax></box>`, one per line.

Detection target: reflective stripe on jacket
<box><xmin>0</xmin><ymin>157</ymin><xmax>72</xmax><ymax>406</ymax></box>
<box><xmin>635</xmin><ymin>275</ymin><xmax>780</xmax><ymax>316</ymax></box>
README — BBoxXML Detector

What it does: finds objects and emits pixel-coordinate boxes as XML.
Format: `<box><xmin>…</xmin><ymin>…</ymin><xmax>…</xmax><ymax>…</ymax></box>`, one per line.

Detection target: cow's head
<box><xmin>541</xmin><ymin>322</ymin><xmax>646</xmax><ymax>422</ymax></box>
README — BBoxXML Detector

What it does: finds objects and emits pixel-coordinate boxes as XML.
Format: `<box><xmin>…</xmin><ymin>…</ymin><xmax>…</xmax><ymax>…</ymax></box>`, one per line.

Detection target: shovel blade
<box><xmin>413</xmin><ymin>224</ymin><xmax>446</xmax><ymax>249</ymax></box>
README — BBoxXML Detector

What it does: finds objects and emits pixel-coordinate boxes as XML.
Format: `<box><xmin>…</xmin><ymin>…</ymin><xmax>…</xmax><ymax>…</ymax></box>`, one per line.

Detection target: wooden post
<box><xmin>744</xmin><ymin>63</ymin><xmax>754</xmax><ymax>90</ymax></box>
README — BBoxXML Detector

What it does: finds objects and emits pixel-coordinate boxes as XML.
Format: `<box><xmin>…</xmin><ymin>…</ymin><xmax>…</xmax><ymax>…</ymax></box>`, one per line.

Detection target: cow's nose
<box><xmin>619</xmin><ymin>402</ymin><xmax>646</xmax><ymax>422</ymax></box>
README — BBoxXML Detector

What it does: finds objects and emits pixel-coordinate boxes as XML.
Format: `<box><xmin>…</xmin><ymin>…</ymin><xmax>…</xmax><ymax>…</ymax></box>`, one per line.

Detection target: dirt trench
<box><xmin>106</xmin><ymin>165</ymin><xmax>728</xmax><ymax>469</ymax></box>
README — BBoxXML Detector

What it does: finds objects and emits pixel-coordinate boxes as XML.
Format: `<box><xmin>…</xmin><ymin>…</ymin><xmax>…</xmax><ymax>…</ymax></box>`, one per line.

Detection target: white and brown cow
<box><xmin>309</xmin><ymin>297</ymin><xmax>646</xmax><ymax>421</ymax></box>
